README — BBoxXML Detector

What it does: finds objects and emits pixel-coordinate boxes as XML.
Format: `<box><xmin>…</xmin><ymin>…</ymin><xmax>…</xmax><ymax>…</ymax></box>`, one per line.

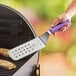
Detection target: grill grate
<box><xmin>0</xmin><ymin>35</ymin><xmax>35</xmax><ymax>76</ymax></box>
<box><xmin>0</xmin><ymin>4</ymin><xmax>38</xmax><ymax>76</ymax></box>
<box><xmin>0</xmin><ymin>53</ymin><xmax>35</xmax><ymax>76</ymax></box>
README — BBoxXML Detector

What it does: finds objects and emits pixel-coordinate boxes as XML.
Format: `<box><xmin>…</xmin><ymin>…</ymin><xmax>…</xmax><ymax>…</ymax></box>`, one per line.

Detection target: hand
<box><xmin>51</xmin><ymin>13</ymin><xmax>71</xmax><ymax>32</ymax></box>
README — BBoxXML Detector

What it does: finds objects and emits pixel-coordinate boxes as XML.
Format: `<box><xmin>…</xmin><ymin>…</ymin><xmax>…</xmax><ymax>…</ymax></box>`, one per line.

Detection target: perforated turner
<box><xmin>8</xmin><ymin>20</ymin><xmax>70</xmax><ymax>61</ymax></box>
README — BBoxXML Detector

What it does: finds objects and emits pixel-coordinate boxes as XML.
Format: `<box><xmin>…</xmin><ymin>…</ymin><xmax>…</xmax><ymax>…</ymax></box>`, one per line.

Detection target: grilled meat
<box><xmin>0</xmin><ymin>59</ymin><xmax>17</xmax><ymax>70</ymax></box>
<box><xmin>0</xmin><ymin>48</ymin><xmax>9</xmax><ymax>57</ymax></box>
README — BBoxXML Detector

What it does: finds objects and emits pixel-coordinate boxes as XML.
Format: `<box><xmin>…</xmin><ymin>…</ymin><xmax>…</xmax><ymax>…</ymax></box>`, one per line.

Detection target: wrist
<box><xmin>64</xmin><ymin>12</ymin><xmax>72</xmax><ymax>20</ymax></box>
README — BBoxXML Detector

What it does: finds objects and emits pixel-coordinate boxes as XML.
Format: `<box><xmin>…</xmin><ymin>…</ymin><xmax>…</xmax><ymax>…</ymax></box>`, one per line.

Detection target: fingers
<box><xmin>51</xmin><ymin>13</ymin><xmax>71</xmax><ymax>33</ymax></box>
<box><xmin>58</xmin><ymin>23</ymin><xmax>71</xmax><ymax>32</ymax></box>
<box><xmin>64</xmin><ymin>24</ymin><xmax>71</xmax><ymax>31</ymax></box>
<box><xmin>52</xmin><ymin>14</ymin><xmax>67</xmax><ymax>27</ymax></box>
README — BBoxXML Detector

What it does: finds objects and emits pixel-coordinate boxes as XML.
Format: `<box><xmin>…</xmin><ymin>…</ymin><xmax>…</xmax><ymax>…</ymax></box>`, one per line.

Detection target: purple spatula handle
<box><xmin>49</xmin><ymin>19</ymin><xmax>70</xmax><ymax>34</ymax></box>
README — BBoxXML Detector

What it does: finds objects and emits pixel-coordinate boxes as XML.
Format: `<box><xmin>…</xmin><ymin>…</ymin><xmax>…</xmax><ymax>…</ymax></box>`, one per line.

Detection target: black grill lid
<box><xmin>0</xmin><ymin>4</ymin><xmax>39</xmax><ymax>76</ymax></box>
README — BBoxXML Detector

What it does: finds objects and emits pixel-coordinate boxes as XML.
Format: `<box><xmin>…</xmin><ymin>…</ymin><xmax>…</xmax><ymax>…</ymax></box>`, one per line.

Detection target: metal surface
<box><xmin>0</xmin><ymin>4</ymin><xmax>39</xmax><ymax>76</ymax></box>
<box><xmin>9</xmin><ymin>37</ymin><xmax>45</xmax><ymax>61</ymax></box>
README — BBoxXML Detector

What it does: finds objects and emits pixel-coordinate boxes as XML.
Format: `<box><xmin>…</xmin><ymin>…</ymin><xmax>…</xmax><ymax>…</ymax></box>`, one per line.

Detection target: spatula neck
<box><xmin>47</xmin><ymin>30</ymin><xmax>52</xmax><ymax>35</ymax></box>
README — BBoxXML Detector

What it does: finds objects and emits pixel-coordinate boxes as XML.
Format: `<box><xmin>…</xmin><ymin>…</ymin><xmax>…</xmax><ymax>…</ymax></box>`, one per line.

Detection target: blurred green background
<box><xmin>0</xmin><ymin>0</ymin><xmax>76</xmax><ymax>76</ymax></box>
<box><xmin>0</xmin><ymin>0</ymin><xmax>73</xmax><ymax>20</ymax></box>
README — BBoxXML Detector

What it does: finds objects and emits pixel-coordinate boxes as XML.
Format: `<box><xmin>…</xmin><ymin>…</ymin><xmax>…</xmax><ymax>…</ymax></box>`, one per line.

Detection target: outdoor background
<box><xmin>0</xmin><ymin>0</ymin><xmax>76</xmax><ymax>76</ymax></box>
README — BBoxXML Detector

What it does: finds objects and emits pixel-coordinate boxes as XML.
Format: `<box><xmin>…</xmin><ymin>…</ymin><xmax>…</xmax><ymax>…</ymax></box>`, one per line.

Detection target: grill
<box><xmin>0</xmin><ymin>4</ymin><xmax>39</xmax><ymax>76</ymax></box>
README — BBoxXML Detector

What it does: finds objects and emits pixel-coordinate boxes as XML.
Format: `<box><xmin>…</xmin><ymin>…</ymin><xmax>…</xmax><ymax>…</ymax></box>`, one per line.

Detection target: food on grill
<box><xmin>0</xmin><ymin>59</ymin><xmax>17</xmax><ymax>70</ymax></box>
<box><xmin>0</xmin><ymin>48</ymin><xmax>9</xmax><ymax>57</ymax></box>
<box><xmin>0</xmin><ymin>48</ymin><xmax>17</xmax><ymax>70</ymax></box>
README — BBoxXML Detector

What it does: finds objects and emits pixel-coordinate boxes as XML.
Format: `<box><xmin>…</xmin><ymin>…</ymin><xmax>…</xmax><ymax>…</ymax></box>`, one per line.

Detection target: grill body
<box><xmin>0</xmin><ymin>4</ymin><xmax>39</xmax><ymax>76</ymax></box>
